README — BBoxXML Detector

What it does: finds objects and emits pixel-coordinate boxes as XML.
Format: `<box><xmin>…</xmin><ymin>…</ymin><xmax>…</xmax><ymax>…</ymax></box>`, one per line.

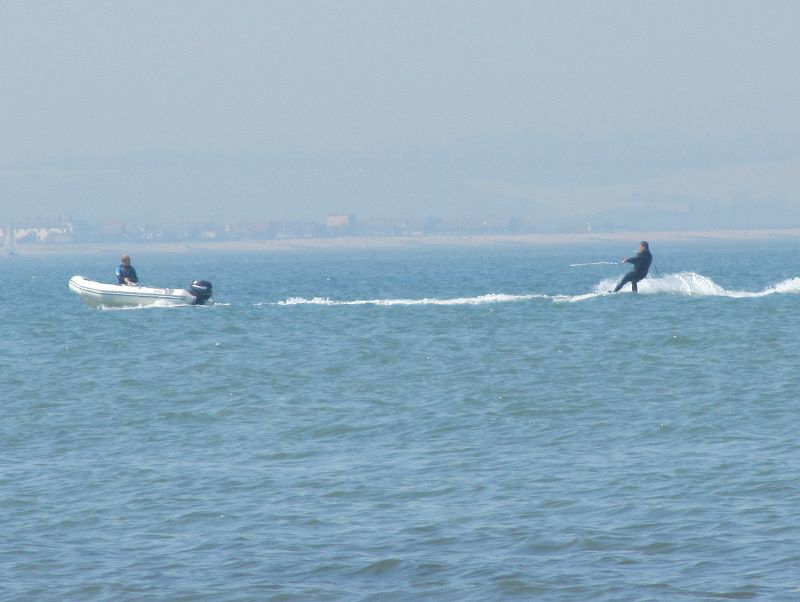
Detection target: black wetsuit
<box><xmin>613</xmin><ymin>249</ymin><xmax>652</xmax><ymax>293</ymax></box>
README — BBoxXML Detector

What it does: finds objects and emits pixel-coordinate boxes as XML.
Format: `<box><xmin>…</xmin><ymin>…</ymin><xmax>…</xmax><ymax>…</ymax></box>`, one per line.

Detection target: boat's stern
<box><xmin>189</xmin><ymin>280</ymin><xmax>213</xmax><ymax>305</ymax></box>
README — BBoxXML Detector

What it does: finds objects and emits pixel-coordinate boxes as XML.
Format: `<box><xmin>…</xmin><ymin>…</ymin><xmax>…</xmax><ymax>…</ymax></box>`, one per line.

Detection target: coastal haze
<box><xmin>2</xmin><ymin>1</ymin><xmax>800</xmax><ymax>232</ymax></box>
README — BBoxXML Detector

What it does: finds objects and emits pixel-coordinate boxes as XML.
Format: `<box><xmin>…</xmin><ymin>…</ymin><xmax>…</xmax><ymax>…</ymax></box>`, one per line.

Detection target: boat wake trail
<box><xmin>274</xmin><ymin>273</ymin><xmax>800</xmax><ymax>307</ymax></box>
<box><xmin>276</xmin><ymin>293</ymin><xmax>548</xmax><ymax>306</ymax></box>
<box><xmin>599</xmin><ymin>272</ymin><xmax>800</xmax><ymax>299</ymax></box>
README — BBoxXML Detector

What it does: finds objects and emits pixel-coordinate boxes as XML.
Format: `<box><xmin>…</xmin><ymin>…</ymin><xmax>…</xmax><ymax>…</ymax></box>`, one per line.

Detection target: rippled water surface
<box><xmin>3</xmin><ymin>240</ymin><xmax>800</xmax><ymax>600</ymax></box>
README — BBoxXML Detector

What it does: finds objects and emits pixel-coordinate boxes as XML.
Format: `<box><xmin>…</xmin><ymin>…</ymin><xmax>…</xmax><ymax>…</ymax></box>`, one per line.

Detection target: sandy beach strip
<box><xmin>11</xmin><ymin>228</ymin><xmax>800</xmax><ymax>256</ymax></box>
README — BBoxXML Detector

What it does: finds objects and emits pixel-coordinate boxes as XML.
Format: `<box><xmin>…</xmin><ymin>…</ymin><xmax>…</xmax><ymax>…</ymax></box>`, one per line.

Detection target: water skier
<box><xmin>613</xmin><ymin>241</ymin><xmax>652</xmax><ymax>293</ymax></box>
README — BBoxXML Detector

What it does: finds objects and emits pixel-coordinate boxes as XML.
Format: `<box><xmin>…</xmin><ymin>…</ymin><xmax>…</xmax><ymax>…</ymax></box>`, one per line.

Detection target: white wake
<box><xmin>274</xmin><ymin>273</ymin><xmax>800</xmax><ymax>307</ymax></box>
<box><xmin>276</xmin><ymin>293</ymin><xmax>548</xmax><ymax>306</ymax></box>
<box><xmin>599</xmin><ymin>272</ymin><xmax>800</xmax><ymax>299</ymax></box>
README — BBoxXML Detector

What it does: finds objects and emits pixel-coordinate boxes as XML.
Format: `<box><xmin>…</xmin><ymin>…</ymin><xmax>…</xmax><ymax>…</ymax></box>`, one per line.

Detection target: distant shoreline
<box><xmin>10</xmin><ymin>228</ymin><xmax>800</xmax><ymax>255</ymax></box>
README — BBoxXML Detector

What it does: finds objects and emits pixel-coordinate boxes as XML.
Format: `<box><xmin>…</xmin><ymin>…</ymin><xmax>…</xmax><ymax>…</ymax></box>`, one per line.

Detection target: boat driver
<box><xmin>116</xmin><ymin>254</ymin><xmax>139</xmax><ymax>285</ymax></box>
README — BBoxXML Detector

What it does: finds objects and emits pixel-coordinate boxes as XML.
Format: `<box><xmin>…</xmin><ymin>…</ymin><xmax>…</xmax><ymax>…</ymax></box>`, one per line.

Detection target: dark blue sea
<box><xmin>3</xmin><ymin>239</ymin><xmax>800</xmax><ymax>600</ymax></box>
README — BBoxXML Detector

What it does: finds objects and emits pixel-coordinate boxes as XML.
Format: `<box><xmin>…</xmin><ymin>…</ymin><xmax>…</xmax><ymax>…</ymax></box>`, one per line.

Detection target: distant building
<box><xmin>325</xmin><ymin>214</ymin><xmax>356</xmax><ymax>229</ymax></box>
<box><xmin>14</xmin><ymin>220</ymin><xmax>75</xmax><ymax>243</ymax></box>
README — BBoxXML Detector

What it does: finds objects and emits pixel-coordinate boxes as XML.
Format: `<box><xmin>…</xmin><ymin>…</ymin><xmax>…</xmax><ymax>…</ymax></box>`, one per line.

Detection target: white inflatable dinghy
<box><xmin>69</xmin><ymin>276</ymin><xmax>212</xmax><ymax>308</ymax></box>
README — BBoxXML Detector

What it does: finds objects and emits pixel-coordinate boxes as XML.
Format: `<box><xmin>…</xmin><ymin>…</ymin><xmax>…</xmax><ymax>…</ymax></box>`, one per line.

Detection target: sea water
<box><xmin>2</xmin><ymin>239</ymin><xmax>800</xmax><ymax>601</ymax></box>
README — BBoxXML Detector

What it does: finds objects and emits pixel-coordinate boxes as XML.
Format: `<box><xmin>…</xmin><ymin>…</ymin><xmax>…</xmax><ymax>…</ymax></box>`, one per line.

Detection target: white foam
<box><xmin>276</xmin><ymin>293</ymin><xmax>548</xmax><ymax>306</ymax></box>
<box><xmin>273</xmin><ymin>272</ymin><xmax>800</xmax><ymax>307</ymax></box>
<box><xmin>766</xmin><ymin>277</ymin><xmax>800</xmax><ymax>295</ymax></box>
<box><xmin>636</xmin><ymin>272</ymin><xmax>729</xmax><ymax>296</ymax></box>
<box><xmin>604</xmin><ymin>272</ymin><xmax>800</xmax><ymax>299</ymax></box>
<box><xmin>551</xmin><ymin>291</ymin><xmax>609</xmax><ymax>303</ymax></box>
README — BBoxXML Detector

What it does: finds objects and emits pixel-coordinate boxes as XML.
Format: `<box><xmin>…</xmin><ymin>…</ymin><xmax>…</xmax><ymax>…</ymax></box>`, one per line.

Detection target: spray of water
<box><xmin>274</xmin><ymin>272</ymin><xmax>800</xmax><ymax>307</ymax></box>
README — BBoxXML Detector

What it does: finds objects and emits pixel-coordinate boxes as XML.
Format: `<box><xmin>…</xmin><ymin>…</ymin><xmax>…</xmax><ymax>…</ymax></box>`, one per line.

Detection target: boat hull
<box><xmin>69</xmin><ymin>276</ymin><xmax>203</xmax><ymax>308</ymax></box>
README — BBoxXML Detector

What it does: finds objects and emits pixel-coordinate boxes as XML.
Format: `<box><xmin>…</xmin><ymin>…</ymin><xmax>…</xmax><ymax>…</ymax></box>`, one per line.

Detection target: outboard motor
<box><xmin>189</xmin><ymin>280</ymin><xmax>213</xmax><ymax>305</ymax></box>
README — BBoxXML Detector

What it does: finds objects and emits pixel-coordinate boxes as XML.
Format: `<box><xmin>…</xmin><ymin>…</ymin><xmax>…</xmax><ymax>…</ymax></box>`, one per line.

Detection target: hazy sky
<box><xmin>1</xmin><ymin>0</ymin><xmax>799</xmax><ymax>227</ymax></box>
